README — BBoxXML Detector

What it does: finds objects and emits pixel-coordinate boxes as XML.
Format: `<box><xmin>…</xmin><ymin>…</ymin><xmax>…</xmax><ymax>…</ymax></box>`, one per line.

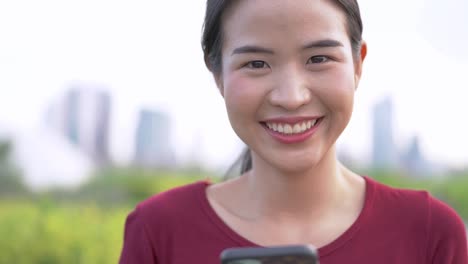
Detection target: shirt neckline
<box><xmin>197</xmin><ymin>176</ymin><xmax>376</xmax><ymax>258</ymax></box>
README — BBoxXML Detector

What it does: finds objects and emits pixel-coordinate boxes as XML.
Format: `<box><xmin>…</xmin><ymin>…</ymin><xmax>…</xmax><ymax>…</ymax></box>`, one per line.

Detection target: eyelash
<box><xmin>245</xmin><ymin>60</ymin><xmax>268</xmax><ymax>69</ymax></box>
<box><xmin>307</xmin><ymin>55</ymin><xmax>330</xmax><ymax>64</ymax></box>
<box><xmin>243</xmin><ymin>55</ymin><xmax>331</xmax><ymax>69</ymax></box>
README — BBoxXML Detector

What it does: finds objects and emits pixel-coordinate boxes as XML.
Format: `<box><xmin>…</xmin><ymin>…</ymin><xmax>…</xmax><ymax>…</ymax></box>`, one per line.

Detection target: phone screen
<box><xmin>221</xmin><ymin>245</ymin><xmax>319</xmax><ymax>264</ymax></box>
<box><xmin>226</xmin><ymin>256</ymin><xmax>317</xmax><ymax>264</ymax></box>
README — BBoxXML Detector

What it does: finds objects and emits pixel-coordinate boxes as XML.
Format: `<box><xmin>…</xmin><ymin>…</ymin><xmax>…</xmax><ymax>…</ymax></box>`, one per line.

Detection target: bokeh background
<box><xmin>1</xmin><ymin>0</ymin><xmax>467</xmax><ymax>263</ymax></box>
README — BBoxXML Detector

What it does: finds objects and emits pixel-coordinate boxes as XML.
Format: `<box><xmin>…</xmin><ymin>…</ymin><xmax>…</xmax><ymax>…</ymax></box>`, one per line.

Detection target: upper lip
<box><xmin>261</xmin><ymin>116</ymin><xmax>323</xmax><ymax>124</ymax></box>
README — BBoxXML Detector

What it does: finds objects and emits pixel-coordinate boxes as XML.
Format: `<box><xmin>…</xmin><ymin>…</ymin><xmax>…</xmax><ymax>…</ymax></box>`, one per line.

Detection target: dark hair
<box><xmin>202</xmin><ymin>0</ymin><xmax>364</xmax><ymax>174</ymax></box>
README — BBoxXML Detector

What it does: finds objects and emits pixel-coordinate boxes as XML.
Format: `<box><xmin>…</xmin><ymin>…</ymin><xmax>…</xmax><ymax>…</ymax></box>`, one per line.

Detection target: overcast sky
<box><xmin>1</xmin><ymin>0</ymin><xmax>468</xmax><ymax>187</ymax></box>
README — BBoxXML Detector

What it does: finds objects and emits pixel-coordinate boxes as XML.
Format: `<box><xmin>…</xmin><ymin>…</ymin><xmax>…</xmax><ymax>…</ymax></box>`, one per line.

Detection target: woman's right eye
<box><xmin>245</xmin><ymin>60</ymin><xmax>268</xmax><ymax>69</ymax></box>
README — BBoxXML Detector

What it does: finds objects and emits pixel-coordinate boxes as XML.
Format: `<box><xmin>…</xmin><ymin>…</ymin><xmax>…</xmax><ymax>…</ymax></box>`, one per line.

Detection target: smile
<box><xmin>260</xmin><ymin>116</ymin><xmax>323</xmax><ymax>144</ymax></box>
<box><xmin>265</xmin><ymin>119</ymin><xmax>319</xmax><ymax>135</ymax></box>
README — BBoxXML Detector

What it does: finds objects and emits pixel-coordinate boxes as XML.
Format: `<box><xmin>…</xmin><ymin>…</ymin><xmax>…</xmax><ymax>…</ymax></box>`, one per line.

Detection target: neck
<box><xmin>242</xmin><ymin>146</ymin><xmax>353</xmax><ymax>220</ymax></box>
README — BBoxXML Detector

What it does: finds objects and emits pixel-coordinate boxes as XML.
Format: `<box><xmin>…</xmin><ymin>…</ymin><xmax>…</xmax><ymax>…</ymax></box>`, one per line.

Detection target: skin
<box><xmin>207</xmin><ymin>0</ymin><xmax>368</xmax><ymax>247</ymax></box>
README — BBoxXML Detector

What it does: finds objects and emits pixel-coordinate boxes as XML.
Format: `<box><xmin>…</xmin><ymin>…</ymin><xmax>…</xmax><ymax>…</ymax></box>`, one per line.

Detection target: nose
<box><xmin>268</xmin><ymin>66</ymin><xmax>311</xmax><ymax>111</ymax></box>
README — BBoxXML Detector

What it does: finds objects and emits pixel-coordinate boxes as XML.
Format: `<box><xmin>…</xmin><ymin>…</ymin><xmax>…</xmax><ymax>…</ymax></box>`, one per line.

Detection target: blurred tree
<box><xmin>0</xmin><ymin>140</ymin><xmax>11</xmax><ymax>161</ymax></box>
<box><xmin>0</xmin><ymin>140</ymin><xmax>27</xmax><ymax>196</ymax></box>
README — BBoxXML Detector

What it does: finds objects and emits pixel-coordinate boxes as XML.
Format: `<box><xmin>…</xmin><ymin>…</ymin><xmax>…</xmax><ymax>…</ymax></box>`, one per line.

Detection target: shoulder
<box><xmin>366</xmin><ymin>177</ymin><xmax>467</xmax><ymax>261</ymax></box>
<box><xmin>135</xmin><ymin>180</ymin><xmax>211</xmax><ymax>220</ymax></box>
<box><xmin>366</xmin><ymin>176</ymin><xmax>431</xmax><ymax>212</ymax></box>
<box><xmin>123</xmin><ymin>180</ymin><xmax>212</xmax><ymax>243</ymax></box>
<box><xmin>367</xmin><ymin>177</ymin><xmax>464</xmax><ymax>225</ymax></box>
<box><xmin>427</xmin><ymin>194</ymin><xmax>465</xmax><ymax>230</ymax></box>
<box><xmin>119</xmin><ymin>181</ymin><xmax>212</xmax><ymax>262</ymax></box>
<box><xmin>426</xmin><ymin>194</ymin><xmax>467</xmax><ymax>248</ymax></box>
<box><xmin>425</xmin><ymin>190</ymin><xmax>468</xmax><ymax>262</ymax></box>
<box><xmin>365</xmin><ymin>177</ymin><xmax>436</xmax><ymax>231</ymax></box>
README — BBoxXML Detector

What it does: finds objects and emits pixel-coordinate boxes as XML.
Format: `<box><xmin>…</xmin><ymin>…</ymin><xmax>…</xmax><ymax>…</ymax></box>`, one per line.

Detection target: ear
<box><xmin>214</xmin><ymin>73</ymin><xmax>224</xmax><ymax>97</ymax></box>
<box><xmin>354</xmin><ymin>41</ymin><xmax>367</xmax><ymax>89</ymax></box>
<box><xmin>205</xmin><ymin>54</ymin><xmax>225</xmax><ymax>97</ymax></box>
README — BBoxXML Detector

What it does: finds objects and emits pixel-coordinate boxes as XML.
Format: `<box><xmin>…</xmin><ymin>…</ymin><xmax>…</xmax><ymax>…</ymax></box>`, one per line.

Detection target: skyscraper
<box><xmin>372</xmin><ymin>96</ymin><xmax>397</xmax><ymax>169</ymax></box>
<box><xmin>60</xmin><ymin>83</ymin><xmax>112</xmax><ymax>164</ymax></box>
<box><xmin>65</xmin><ymin>88</ymin><xmax>80</xmax><ymax>146</ymax></box>
<box><xmin>134</xmin><ymin>109</ymin><xmax>174</xmax><ymax>168</ymax></box>
<box><xmin>401</xmin><ymin>136</ymin><xmax>428</xmax><ymax>175</ymax></box>
<box><xmin>93</xmin><ymin>91</ymin><xmax>111</xmax><ymax>164</ymax></box>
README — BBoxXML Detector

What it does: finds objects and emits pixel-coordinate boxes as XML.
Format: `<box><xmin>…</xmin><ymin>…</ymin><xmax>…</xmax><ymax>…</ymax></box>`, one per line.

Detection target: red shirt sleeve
<box><xmin>119</xmin><ymin>208</ymin><xmax>158</xmax><ymax>264</ymax></box>
<box><xmin>426</xmin><ymin>196</ymin><xmax>468</xmax><ymax>263</ymax></box>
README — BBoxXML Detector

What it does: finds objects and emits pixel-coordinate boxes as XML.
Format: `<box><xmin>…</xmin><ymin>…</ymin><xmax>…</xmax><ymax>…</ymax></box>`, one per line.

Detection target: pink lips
<box><xmin>261</xmin><ymin>116</ymin><xmax>323</xmax><ymax>144</ymax></box>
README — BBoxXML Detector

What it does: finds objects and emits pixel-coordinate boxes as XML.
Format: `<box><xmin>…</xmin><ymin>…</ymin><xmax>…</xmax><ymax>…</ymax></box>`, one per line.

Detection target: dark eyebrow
<box><xmin>231</xmin><ymin>45</ymin><xmax>274</xmax><ymax>56</ymax></box>
<box><xmin>231</xmin><ymin>39</ymin><xmax>343</xmax><ymax>56</ymax></box>
<box><xmin>302</xmin><ymin>39</ymin><xmax>343</xmax><ymax>49</ymax></box>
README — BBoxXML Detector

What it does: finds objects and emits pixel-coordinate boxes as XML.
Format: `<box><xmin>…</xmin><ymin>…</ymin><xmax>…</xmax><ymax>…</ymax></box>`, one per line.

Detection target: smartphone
<box><xmin>220</xmin><ymin>244</ymin><xmax>319</xmax><ymax>264</ymax></box>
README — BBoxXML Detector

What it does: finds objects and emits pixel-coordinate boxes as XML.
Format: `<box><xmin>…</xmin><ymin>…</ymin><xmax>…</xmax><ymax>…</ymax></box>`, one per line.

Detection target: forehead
<box><xmin>222</xmin><ymin>0</ymin><xmax>349</xmax><ymax>50</ymax></box>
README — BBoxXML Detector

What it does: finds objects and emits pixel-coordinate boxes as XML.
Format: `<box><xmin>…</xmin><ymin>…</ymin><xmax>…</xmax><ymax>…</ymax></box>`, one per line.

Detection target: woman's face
<box><xmin>217</xmin><ymin>0</ymin><xmax>365</xmax><ymax>173</ymax></box>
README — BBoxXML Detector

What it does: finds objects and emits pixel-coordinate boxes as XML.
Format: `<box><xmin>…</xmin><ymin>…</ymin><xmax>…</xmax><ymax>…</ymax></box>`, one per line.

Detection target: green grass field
<box><xmin>0</xmin><ymin>169</ymin><xmax>466</xmax><ymax>263</ymax></box>
<box><xmin>0</xmin><ymin>201</ymin><xmax>128</xmax><ymax>264</ymax></box>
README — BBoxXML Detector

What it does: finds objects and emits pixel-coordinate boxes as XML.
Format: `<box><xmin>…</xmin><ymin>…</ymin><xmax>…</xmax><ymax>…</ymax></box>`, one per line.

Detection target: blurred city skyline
<box><xmin>1</xmin><ymin>0</ymin><xmax>468</xmax><ymax>188</ymax></box>
<box><xmin>2</xmin><ymin>84</ymin><xmax>456</xmax><ymax>189</ymax></box>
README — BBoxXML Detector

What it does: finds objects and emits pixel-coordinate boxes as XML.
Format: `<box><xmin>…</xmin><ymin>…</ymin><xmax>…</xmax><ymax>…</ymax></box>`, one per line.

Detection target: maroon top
<box><xmin>119</xmin><ymin>176</ymin><xmax>468</xmax><ymax>263</ymax></box>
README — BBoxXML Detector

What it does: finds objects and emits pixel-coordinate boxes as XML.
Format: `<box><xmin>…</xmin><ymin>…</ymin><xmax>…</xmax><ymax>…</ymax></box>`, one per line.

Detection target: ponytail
<box><xmin>239</xmin><ymin>147</ymin><xmax>252</xmax><ymax>174</ymax></box>
<box><xmin>224</xmin><ymin>147</ymin><xmax>252</xmax><ymax>179</ymax></box>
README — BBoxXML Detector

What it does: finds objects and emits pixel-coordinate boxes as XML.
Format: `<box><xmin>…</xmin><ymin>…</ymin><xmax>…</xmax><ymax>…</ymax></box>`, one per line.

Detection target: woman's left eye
<box><xmin>246</xmin><ymin>60</ymin><xmax>268</xmax><ymax>69</ymax></box>
<box><xmin>307</xmin><ymin>56</ymin><xmax>329</xmax><ymax>64</ymax></box>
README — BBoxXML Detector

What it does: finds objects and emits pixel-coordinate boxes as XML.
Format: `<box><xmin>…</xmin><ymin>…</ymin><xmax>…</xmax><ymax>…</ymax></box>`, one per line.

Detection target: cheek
<box><xmin>223</xmin><ymin>73</ymin><xmax>264</xmax><ymax>118</ymax></box>
<box><xmin>315</xmin><ymin>67</ymin><xmax>356</xmax><ymax>122</ymax></box>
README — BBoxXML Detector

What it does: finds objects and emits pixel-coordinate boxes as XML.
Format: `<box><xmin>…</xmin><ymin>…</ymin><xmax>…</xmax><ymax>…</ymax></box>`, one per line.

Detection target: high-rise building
<box><xmin>372</xmin><ymin>96</ymin><xmax>397</xmax><ymax>169</ymax></box>
<box><xmin>65</xmin><ymin>88</ymin><xmax>80</xmax><ymax>146</ymax></box>
<box><xmin>58</xmin><ymin>84</ymin><xmax>112</xmax><ymax>164</ymax></box>
<box><xmin>93</xmin><ymin>91</ymin><xmax>111</xmax><ymax>164</ymax></box>
<box><xmin>134</xmin><ymin>109</ymin><xmax>174</xmax><ymax>168</ymax></box>
<box><xmin>401</xmin><ymin>136</ymin><xmax>428</xmax><ymax>175</ymax></box>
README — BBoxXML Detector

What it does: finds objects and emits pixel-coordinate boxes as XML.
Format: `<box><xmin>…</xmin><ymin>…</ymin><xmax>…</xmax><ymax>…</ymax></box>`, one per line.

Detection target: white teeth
<box><xmin>293</xmin><ymin>124</ymin><xmax>301</xmax><ymax>133</ymax></box>
<box><xmin>278</xmin><ymin>124</ymin><xmax>284</xmax><ymax>133</ymax></box>
<box><xmin>265</xmin><ymin>118</ymin><xmax>320</xmax><ymax>135</ymax></box>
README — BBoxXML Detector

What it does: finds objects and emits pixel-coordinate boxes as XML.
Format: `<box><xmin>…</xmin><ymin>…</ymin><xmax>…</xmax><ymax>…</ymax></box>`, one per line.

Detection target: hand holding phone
<box><xmin>220</xmin><ymin>244</ymin><xmax>319</xmax><ymax>264</ymax></box>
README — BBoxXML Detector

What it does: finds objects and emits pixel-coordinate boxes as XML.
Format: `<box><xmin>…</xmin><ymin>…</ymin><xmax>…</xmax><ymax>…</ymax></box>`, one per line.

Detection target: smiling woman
<box><xmin>118</xmin><ymin>1</ymin><xmax>468</xmax><ymax>263</ymax></box>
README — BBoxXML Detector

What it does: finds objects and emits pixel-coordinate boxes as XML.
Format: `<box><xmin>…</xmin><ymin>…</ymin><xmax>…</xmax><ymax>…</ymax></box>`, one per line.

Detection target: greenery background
<box><xmin>1</xmin><ymin>140</ymin><xmax>467</xmax><ymax>264</ymax></box>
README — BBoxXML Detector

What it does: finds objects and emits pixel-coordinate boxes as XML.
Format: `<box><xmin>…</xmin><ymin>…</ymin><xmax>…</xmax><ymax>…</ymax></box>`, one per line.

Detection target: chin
<box><xmin>250</xmin><ymin>140</ymin><xmax>336</xmax><ymax>174</ymax></box>
<box><xmin>283</xmin><ymin>159</ymin><xmax>321</xmax><ymax>174</ymax></box>
<box><xmin>264</xmin><ymin>153</ymin><xmax>326</xmax><ymax>175</ymax></box>
<box><xmin>276</xmin><ymin>164</ymin><xmax>316</xmax><ymax>175</ymax></box>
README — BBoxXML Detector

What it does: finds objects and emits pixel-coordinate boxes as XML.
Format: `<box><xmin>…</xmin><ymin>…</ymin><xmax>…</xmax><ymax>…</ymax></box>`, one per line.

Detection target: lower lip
<box><xmin>262</xmin><ymin>118</ymin><xmax>322</xmax><ymax>144</ymax></box>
